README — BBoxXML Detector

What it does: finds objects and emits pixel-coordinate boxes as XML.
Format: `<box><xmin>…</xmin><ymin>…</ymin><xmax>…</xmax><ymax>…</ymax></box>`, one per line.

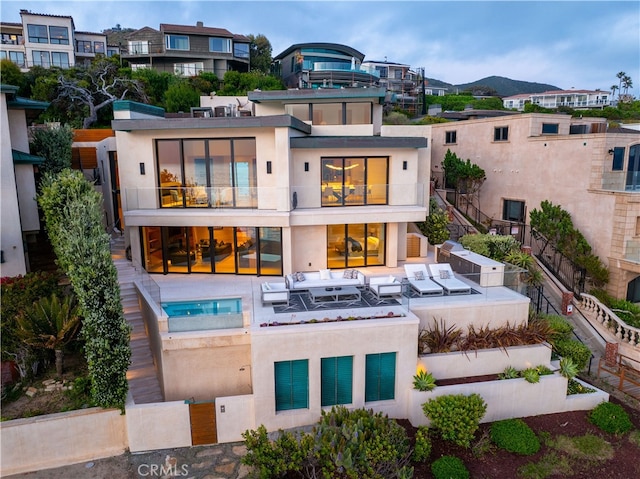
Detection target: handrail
<box><xmin>579</xmin><ymin>293</ymin><xmax>640</xmax><ymax>350</ymax></box>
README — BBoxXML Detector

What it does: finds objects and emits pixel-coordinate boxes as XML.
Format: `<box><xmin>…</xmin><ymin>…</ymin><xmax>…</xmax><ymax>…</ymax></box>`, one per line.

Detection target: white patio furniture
<box><xmin>261</xmin><ymin>282</ymin><xmax>290</xmax><ymax>306</ymax></box>
<box><xmin>428</xmin><ymin>263</ymin><xmax>472</xmax><ymax>295</ymax></box>
<box><xmin>368</xmin><ymin>275</ymin><xmax>403</xmax><ymax>302</ymax></box>
<box><xmin>403</xmin><ymin>264</ymin><xmax>444</xmax><ymax>297</ymax></box>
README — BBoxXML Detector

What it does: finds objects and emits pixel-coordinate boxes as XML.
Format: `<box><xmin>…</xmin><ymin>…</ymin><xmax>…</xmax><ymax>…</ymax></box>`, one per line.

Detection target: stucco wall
<box><xmin>126</xmin><ymin>400</ymin><xmax>191</xmax><ymax>452</ymax></box>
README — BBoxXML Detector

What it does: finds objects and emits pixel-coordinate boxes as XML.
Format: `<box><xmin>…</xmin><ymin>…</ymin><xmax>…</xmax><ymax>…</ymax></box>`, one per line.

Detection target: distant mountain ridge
<box><xmin>425</xmin><ymin>75</ymin><xmax>561</xmax><ymax>97</ymax></box>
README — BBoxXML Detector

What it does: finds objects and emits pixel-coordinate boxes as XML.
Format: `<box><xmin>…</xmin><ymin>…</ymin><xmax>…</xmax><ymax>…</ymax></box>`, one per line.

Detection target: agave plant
<box><xmin>413</xmin><ymin>370</ymin><xmax>437</xmax><ymax>391</ymax></box>
<box><xmin>522</xmin><ymin>368</ymin><xmax>540</xmax><ymax>384</ymax></box>
<box><xmin>559</xmin><ymin>357</ymin><xmax>579</xmax><ymax>379</ymax></box>
<box><xmin>15</xmin><ymin>293</ymin><xmax>82</xmax><ymax>376</ymax></box>
<box><xmin>498</xmin><ymin>366</ymin><xmax>519</xmax><ymax>380</ymax></box>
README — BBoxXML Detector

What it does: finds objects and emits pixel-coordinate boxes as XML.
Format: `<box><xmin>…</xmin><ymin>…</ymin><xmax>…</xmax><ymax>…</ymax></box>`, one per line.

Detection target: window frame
<box><xmin>48</xmin><ymin>26</ymin><xmax>69</xmax><ymax>45</ymax></box>
<box><xmin>76</xmin><ymin>40</ymin><xmax>92</xmax><ymax>53</ymax></box>
<box><xmin>233</xmin><ymin>42</ymin><xmax>249</xmax><ymax>59</ymax></box>
<box><xmin>445</xmin><ymin>130</ymin><xmax>457</xmax><ymax>144</ymax></box>
<box><xmin>365</xmin><ymin>352</ymin><xmax>396</xmax><ymax>402</ymax></box>
<box><xmin>321</xmin><ymin>356</ymin><xmax>353</xmax><ymax>407</ymax></box>
<box><xmin>32</xmin><ymin>50</ymin><xmax>50</xmax><ymax>67</ymax></box>
<box><xmin>209</xmin><ymin>37</ymin><xmax>231</xmax><ymax>53</ymax></box>
<box><xmin>541</xmin><ymin>123</ymin><xmax>559</xmax><ymax>134</ymax></box>
<box><xmin>275</xmin><ymin>359</ymin><xmax>308</xmax><ymax>411</ymax></box>
<box><xmin>165</xmin><ymin>34</ymin><xmax>189</xmax><ymax>51</ymax></box>
<box><xmin>27</xmin><ymin>24</ymin><xmax>49</xmax><ymax>43</ymax></box>
<box><xmin>494</xmin><ymin>126</ymin><xmax>509</xmax><ymax>142</ymax></box>
<box><xmin>93</xmin><ymin>41</ymin><xmax>105</xmax><ymax>54</ymax></box>
<box><xmin>51</xmin><ymin>51</ymin><xmax>70</xmax><ymax>68</ymax></box>
<box><xmin>502</xmin><ymin>199</ymin><xmax>526</xmax><ymax>222</ymax></box>
<box><xmin>612</xmin><ymin>147</ymin><xmax>625</xmax><ymax>171</ymax></box>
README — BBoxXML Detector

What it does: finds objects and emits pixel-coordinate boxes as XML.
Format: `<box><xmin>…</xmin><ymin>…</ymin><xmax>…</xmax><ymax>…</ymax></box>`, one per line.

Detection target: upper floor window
<box><xmin>32</xmin><ymin>50</ymin><xmax>50</xmax><ymax>67</ymax></box>
<box><xmin>93</xmin><ymin>42</ymin><xmax>105</xmax><ymax>54</ymax></box>
<box><xmin>494</xmin><ymin>126</ymin><xmax>509</xmax><ymax>142</ymax></box>
<box><xmin>612</xmin><ymin>147</ymin><xmax>625</xmax><ymax>171</ymax></box>
<box><xmin>209</xmin><ymin>37</ymin><xmax>231</xmax><ymax>53</ymax></box>
<box><xmin>51</xmin><ymin>52</ymin><xmax>70</xmax><ymax>68</ymax></box>
<box><xmin>1</xmin><ymin>51</ymin><xmax>26</xmax><ymax>68</ymax></box>
<box><xmin>27</xmin><ymin>24</ymin><xmax>48</xmax><ymax>43</ymax></box>
<box><xmin>77</xmin><ymin>40</ymin><xmax>92</xmax><ymax>53</ymax></box>
<box><xmin>1</xmin><ymin>33</ymin><xmax>23</xmax><ymax>45</ymax></box>
<box><xmin>445</xmin><ymin>131</ymin><xmax>457</xmax><ymax>144</ymax></box>
<box><xmin>503</xmin><ymin>199</ymin><xmax>525</xmax><ymax>222</ymax></box>
<box><xmin>234</xmin><ymin>42</ymin><xmax>249</xmax><ymax>59</ymax></box>
<box><xmin>626</xmin><ymin>144</ymin><xmax>640</xmax><ymax>191</ymax></box>
<box><xmin>128</xmin><ymin>41</ymin><xmax>149</xmax><ymax>54</ymax></box>
<box><xmin>107</xmin><ymin>47</ymin><xmax>119</xmax><ymax>57</ymax></box>
<box><xmin>165</xmin><ymin>35</ymin><xmax>189</xmax><ymax>51</ymax></box>
<box><xmin>376</xmin><ymin>66</ymin><xmax>388</xmax><ymax>78</ymax></box>
<box><xmin>542</xmin><ymin>123</ymin><xmax>559</xmax><ymax>134</ymax></box>
<box><xmin>48</xmin><ymin>26</ymin><xmax>69</xmax><ymax>45</ymax></box>
<box><xmin>322</xmin><ymin>157</ymin><xmax>388</xmax><ymax>207</ymax></box>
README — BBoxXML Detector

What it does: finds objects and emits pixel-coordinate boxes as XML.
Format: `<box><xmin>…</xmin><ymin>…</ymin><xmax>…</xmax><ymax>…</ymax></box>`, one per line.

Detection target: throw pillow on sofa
<box><xmin>295</xmin><ymin>272</ymin><xmax>306</xmax><ymax>282</ymax></box>
<box><xmin>319</xmin><ymin>269</ymin><xmax>331</xmax><ymax>280</ymax></box>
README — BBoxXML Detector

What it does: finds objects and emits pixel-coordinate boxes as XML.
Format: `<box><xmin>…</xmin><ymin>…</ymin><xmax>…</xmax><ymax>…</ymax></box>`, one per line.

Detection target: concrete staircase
<box><xmin>110</xmin><ymin>235</ymin><xmax>164</xmax><ymax>404</ymax></box>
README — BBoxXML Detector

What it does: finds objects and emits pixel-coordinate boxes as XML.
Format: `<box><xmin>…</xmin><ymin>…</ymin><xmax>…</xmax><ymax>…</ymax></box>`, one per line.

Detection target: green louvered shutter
<box><xmin>365</xmin><ymin>352</ymin><xmax>396</xmax><ymax>402</ymax></box>
<box><xmin>321</xmin><ymin>356</ymin><xmax>353</xmax><ymax>406</ymax></box>
<box><xmin>275</xmin><ymin>359</ymin><xmax>308</xmax><ymax>411</ymax></box>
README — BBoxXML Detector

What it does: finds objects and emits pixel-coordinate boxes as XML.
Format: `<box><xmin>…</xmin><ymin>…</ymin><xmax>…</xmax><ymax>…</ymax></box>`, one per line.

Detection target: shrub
<box><xmin>588</xmin><ymin>402</ymin><xmax>633</xmax><ymax>434</ymax></box>
<box><xmin>419</xmin><ymin>318</ymin><xmax>462</xmax><ymax>353</ymax></box>
<box><xmin>413</xmin><ymin>426</ymin><xmax>432</xmax><ymax>462</ymax></box>
<box><xmin>536</xmin><ymin>314</ymin><xmax>574</xmax><ymax>341</ymax></box>
<box><xmin>422</xmin><ymin>393</ymin><xmax>487</xmax><ymax>448</ymax></box>
<box><xmin>567</xmin><ymin>379</ymin><xmax>596</xmax><ymax>395</ymax></box>
<box><xmin>553</xmin><ymin>338</ymin><xmax>591</xmax><ymax>371</ymax></box>
<box><xmin>241</xmin><ymin>425</ymin><xmax>306</xmax><ymax>478</ymax></box>
<box><xmin>431</xmin><ymin>456</ymin><xmax>469</xmax><ymax>479</ymax></box>
<box><xmin>491</xmin><ymin>419</ymin><xmax>540</xmax><ymax>455</ymax></box>
<box><xmin>413</xmin><ymin>369</ymin><xmax>437</xmax><ymax>391</ymax></box>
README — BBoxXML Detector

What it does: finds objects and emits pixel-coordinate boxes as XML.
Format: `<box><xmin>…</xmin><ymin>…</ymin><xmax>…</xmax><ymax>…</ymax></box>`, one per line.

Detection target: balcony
<box><xmin>626</xmin><ymin>241</ymin><xmax>640</xmax><ymax>263</ymax></box>
<box><xmin>123</xmin><ymin>183</ymin><xmax>427</xmax><ymax>211</ymax></box>
<box><xmin>601</xmin><ymin>170</ymin><xmax>640</xmax><ymax>192</ymax></box>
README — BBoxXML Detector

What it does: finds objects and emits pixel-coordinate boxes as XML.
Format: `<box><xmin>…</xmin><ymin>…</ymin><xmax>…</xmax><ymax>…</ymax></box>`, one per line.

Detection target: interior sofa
<box><xmin>285</xmin><ymin>269</ymin><xmax>365</xmax><ymax>291</ymax></box>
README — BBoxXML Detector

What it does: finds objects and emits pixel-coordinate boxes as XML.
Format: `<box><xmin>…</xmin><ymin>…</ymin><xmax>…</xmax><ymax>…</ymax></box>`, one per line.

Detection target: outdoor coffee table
<box><xmin>307</xmin><ymin>286</ymin><xmax>361</xmax><ymax>305</ymax></box>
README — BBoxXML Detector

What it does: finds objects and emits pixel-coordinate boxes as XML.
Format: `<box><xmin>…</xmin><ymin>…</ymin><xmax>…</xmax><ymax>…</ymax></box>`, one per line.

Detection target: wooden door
<box><xmin>189</xmin><ymin>402</ymin><xmax>217</xmax><ymax>445</ymax></box>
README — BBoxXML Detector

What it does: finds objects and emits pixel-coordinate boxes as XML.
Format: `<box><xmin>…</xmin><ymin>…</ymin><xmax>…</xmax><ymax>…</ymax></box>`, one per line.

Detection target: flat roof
<box><xmin>290</xmin><ymin>136</ymin><xmax>427</xmax><ymax>149</ymax></box>
<box><xmin>249</xmin><ymin>87</ymin><xmax>386</xmax><ymax>103</ymax></box>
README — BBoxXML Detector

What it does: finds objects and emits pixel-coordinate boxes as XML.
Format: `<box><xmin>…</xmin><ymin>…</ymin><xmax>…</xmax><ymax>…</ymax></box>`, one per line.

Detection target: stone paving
<box><xmin>8</xmin><ymin>442</ymin><xmax>251</xmax><ymax>478</ymax></box>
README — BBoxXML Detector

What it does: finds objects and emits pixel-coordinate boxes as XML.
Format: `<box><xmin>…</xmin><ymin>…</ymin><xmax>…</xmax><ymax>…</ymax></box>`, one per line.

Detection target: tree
<box><xmin>0</xmin><ymin>59</ymin><xmax>25</xmax><ymax>91</ymax></box>
<box><xmin>131</xmin><ymin>68</ymin><xmax>175</xmax><ymax>106</ymax></box>
<box><xmin>29</xmin><ymin>123</ymin><xmax>74</xmax><ymax>175</ymax></box>
<box><xmin>418</xmin><ymin>198</ymin><xmax>450</xmax><ymax>245</ymax></box>
<box><xmin>38</xmin><ymin>169</ymin><xmax>131</xmax><ymax>410</ymax></box>
<box><xmin>622</xmin><ymin>75</ymin><xmax>633</xmax><ymax>96</ymax></box>
<box><xmin>55</xmin><ymin>57</ymin><xmax>147</xmax><ymax>128</ymax></box>
<box><xmin>617</xmin><ymin>71</ymin><xmax>626</xmax><ymax>99</ymax></box>
<box><xmin>217</xmin><ymin>70</ymin><xmax>284</xmax><ymax>95</ymax></box>
<box><xmin>611</xmin><ymin>85</ymin><xmax>618</xmax><ymax>99</ymax></box>
<box><xmin>164</xmin><ymin>80</ymin><xmax>200</xmax><ymax>113</ymax></box>
<box><xmin>15</xmin><ymin>293</ymin><xmax>81</xmax><ymax>376</ymax></box>
<box><xmin>441</xmin><ymin>149</ymin><xmax>486</xmax><ymax>213</ymax></box>
<box><xmin>247</xmin><ymin>34</ymin><xmax>273</xmax><ymax>74</ymax></box>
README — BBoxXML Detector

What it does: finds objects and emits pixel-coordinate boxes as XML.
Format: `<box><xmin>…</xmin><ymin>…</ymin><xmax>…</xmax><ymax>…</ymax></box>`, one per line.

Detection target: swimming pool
<box><xmin>161</xmin><ymin>298</ymin><xmax>243</xmax><ymax>332</ymax></box>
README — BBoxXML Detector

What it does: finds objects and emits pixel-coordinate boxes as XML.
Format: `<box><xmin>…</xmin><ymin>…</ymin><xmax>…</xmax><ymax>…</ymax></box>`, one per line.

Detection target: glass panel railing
<box><xmin>626</xmin><ymin>240</ymin><xmax>640</xmax><ymax>263</ymax></box>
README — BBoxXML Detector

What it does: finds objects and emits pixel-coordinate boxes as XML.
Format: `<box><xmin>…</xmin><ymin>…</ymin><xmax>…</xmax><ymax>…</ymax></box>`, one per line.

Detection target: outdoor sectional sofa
<box><xmin>285</xmin><ymin>269</ymin><xmax>366</xmax><ymax>291</ymax></box>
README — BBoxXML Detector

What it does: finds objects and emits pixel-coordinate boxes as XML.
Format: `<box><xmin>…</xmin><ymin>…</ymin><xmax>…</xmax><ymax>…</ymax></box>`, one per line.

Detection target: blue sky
<box><xmin>2</xmin><ymin>0</ymin><xmax>638</xmax><ymax>95</ymax></box>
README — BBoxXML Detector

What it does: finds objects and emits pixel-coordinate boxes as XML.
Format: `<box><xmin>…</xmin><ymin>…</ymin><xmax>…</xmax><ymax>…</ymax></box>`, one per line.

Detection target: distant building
<box><xmin>503</xmin><ymin>89</ymin><xmax>611</xmax><ymax>111</ymax></box>
<box><xmin>122</xmin><ymin>21</ymin><xmax>250</xmax><ymax>77</ymax></box>
<box><xmin>0</xmin><ymin>9</ymin><xmax>116</xmax><ymax>71</ymax></box>
<box><xmin>272</xmin><ymin>42</ymin><xmax>379</xmax><ymax>89</ymax></box>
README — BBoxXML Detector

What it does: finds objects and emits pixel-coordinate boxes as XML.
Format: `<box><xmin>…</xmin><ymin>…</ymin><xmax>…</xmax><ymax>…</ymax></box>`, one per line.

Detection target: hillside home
<box><xmin>503</xmin><ymin>89</ymin><xmax>611</xmax><ymax>111</ymax></box>
<box><xmin>122</xmin><ymin>21</ymin><xmax>249</xmax><ymax>77</ymax></box>
<box><xmin>430</xmin><ymin>113</ymin><xmax>640</xmax><ymax>301</ymax></box>
<box><xmin>0</xmin><ymin>84</ymin><xmax>49</xmax><ymax>277</ymax></box>
<box><xmin>0</xmin><ymin>10</ymin><xmax>115</xmax><ymax>72</ymax></box>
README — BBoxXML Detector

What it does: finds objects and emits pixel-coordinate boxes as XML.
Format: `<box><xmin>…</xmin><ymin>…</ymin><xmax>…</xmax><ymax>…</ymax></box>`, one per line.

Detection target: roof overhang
<box><xmin>290</xmin><ymin>136</ymin><xmax>427</xmax><ymax>149</ymax></box>
<box><xmin>112</xmin><ymin>114</ymin><xmax>312</xmax><ymax>133</ymax></box>
<box><xmin>12</xmin><ymin>149</ymin><xmax>45</xmax><ymax>165</ymax></box>
<box><xmin>249</xmin><ymin>87</ymin><xmax>386</xmax><ymax>104</ymax></box>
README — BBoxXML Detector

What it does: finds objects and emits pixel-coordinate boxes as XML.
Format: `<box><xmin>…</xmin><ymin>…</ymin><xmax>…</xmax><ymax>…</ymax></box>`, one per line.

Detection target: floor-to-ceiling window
<box><xmin>141</xmin><ymin>226</ymin><xmax>282</xmax><ymax>275</ymax></box>
<box><xmin>626</xmin><ymin>144</ymin><xmax>640</xmax><ymax>191</ymax></box>
<box><xmin>327</xmin><ymin>223</ymin><xmax>385</xmax><ymax>269</ymax></box>
<box><xmin>321</xmin><ymin>157</ymin><xmax>388</xmax><ymax>207</ymax></box>
<box><xmin>157</xmin><ymin>138</ymin><xmax>256</xmax><ymax>208</ymax></box>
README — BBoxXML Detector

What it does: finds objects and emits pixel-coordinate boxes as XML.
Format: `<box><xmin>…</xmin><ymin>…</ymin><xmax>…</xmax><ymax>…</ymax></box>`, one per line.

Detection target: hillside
<box><xmin>426</xmin><ymin>75</ymin><xmax>560</xmax><ymax>97</ymax></box>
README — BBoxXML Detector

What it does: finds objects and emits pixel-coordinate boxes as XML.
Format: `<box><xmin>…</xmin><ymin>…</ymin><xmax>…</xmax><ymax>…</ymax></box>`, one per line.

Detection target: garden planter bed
<box><xmin>259</xmin><ymin>312</ymin><xmax>405</xmax><ymax>327</ymax></box>
<box><xmin>435</xmin><ymin>373</ymin><xmax>500</xmax><ymax>386</ymax></box>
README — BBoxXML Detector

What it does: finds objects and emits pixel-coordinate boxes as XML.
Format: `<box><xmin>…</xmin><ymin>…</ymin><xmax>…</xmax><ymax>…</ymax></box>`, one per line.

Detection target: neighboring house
<box><xmin>430</xmin><ymin>113</ymin><xmax>640</xmax><ymax>301</ymax></box>
<box><xmin>361</xmin><ymin>59</ymin><xmax>420</xmax><ymax>114</ymax></box>
<box><xmin>0</xmin><ymin>9</ymin><xmax>116</xmax><ymax>72</ymax></box>
<box><xmin>272</xmin><ymin>43</ymin><xmax>379</xmax><ymax>89</ymax></box>
<box><xmin>503</xmin><ymin>89</ymin><xmax>611</xmax><ymax>111</ymax></box>
<box><xmin>0</xmin><ymin>84</ymin><xmax>49</xmax><ymax>277</ymax></box>
<box><xmin>122</xmin><ymin>21</ymin><xmax>250</xmax><ymax>77</ymax></box>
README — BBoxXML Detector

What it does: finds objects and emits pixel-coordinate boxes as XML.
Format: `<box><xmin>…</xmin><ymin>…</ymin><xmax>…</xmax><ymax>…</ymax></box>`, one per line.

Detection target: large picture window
<box><xmin>27</xmin><ymin>24</ymin><xmax>48</xmax><ymax>43</ymax></box>
<box><xmin>285</xmin><ymin>102</ymin><xmax>371</xmax><ymax>125</ymax></box>
<box><xmin>48</xmin><ymin>26</ymin><xmax>69</xmax><ymax>45</ymax></box>
<box><xmin>275</xmin><ymin>360</ymin><xmax>308</xmax><ymax>411</ymax></box>
<box><xmin>365</xmin><ymin>352</ymin><xmax>396</xmax><ymax>402</ymax></box>
<box><xmin>328</xmin><ymin>223</ymin><xmax>385</xmax><ymax>269</ymax></box>
<box><xmin>165</xmin><ymin>35</ymin><xmax>189</xmax><ymax>50</ymax></box>
<box><xmin>321</xmin><ymin>356</ymin><xmax>353</xmax><ymax>407</ymax></box>
<box><xmin>32</xmin><ymin>50</ymin><xmax>50</xmax><ymax>67</ymax></box>
<box><xmin>234</xmin><ymin>42</ymin><xmax>249</xmax><ymax>58</ymax></box>
<box><xmin>321</xmin><ymin>157</ymin><xmax>388</xmax><ymax>207</ymax></box>
<box><xmin>157</xmin><ymin>138</ymin><xmax>256</xmax><ymax>209</ymax></box>
<box><xmin>627</xmin><ymin>144</ymin><xmax>640</xmax><ymax>191</ymax></box>
<box><xmin>209</xmin><ymin>37</ymin><xmax>231</xmax><ymax>53</ymax></box>
<box><xmin>51</xmin><ymin>52</ymin><xmax>69</xmax><ymax>68</ymax></box>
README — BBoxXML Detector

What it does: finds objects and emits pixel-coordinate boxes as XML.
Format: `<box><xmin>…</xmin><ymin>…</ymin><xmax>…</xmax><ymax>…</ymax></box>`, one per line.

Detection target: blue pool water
<box><xmin>161</xmin><ymin>298</ymin><xmax>242</xmax><ymax>317</ymax></box>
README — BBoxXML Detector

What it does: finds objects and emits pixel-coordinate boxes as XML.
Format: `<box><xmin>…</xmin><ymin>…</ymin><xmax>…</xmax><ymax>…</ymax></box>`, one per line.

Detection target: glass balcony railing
<box><xmin>625</xmin><ymin>240</ymin><xmax>640</xmax><ymax>263</ymax></box>
<box><xmin>123</xmin><ymin>183</ymin><xmax>426</xmax><ymax>211</ymax></box>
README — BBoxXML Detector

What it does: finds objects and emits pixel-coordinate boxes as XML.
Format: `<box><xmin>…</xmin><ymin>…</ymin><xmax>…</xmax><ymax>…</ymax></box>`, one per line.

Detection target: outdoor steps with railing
<box><xmin>579</xmin><ymin>294</ymin><xmax>640</xmax><ymax>352</ymax></box>
<box><xmin>110</xmin><ymin>235</ymin><xmax>164</xmax><ymax>404</ymax></box>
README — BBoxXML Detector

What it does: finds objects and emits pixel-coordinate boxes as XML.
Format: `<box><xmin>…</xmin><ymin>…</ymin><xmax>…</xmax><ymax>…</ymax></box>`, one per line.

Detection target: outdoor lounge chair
<box><xmin>428</xmin><ymin>263</ymin><xmax>472</xmax><ymax>295</ymax></box>
<box><xmin>368</xmin><ymin>275</ymin><xmax>403</xmax><ymax>302</ymax></box>
<box><xmin>404</xmin><ymin>264</ymin><xmax>444</xmax><ymax>297</ymax></box>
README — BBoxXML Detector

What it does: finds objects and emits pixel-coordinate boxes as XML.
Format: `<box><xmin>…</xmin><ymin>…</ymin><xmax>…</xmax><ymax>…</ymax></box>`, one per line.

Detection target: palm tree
<box><xmin>622</xmin><ymin>75</ymin><xmax>633</xmax><ymax>95</ymax></box>
<box><xmin>616</xmin><ymin>71</ymin><xmax>626</xmax><ymax>99</ymax></box>
<box><xmin>610</xmin><ymin>85</ymin><xmax>618</xmax><ymax>99</ymax></box>
<box><xmin>15</xmin><ymin>294</ymin><xmax>82</xmax><ymax>376</ymax></box>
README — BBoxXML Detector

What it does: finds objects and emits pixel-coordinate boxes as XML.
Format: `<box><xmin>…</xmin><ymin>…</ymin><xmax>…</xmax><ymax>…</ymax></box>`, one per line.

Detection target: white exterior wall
<box><xmin>21</xmin><ymin>13</ymin><xmax>75</xmax><ymax>68</ymax></box>
<box><xmin>0</xmin><ymin>95</ymin><xmax>26</xmax><ymax>276</ymax></box>
<box><xmin>250</xmin><ymin>316</ymin><xmax>420</xmax><ymax>432</ymax></box>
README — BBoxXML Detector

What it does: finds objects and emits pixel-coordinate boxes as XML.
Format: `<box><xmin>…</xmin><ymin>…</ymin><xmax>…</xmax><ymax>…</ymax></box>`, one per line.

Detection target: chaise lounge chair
<box><xmin>428</xmin><ymin>263</ymin><xmax>472</xmax><ymax>295</ymax></box>
<box><xmin>404</xmin><ymin>264</ymin><xmax>444</xmax><ymax>297</ymax></box>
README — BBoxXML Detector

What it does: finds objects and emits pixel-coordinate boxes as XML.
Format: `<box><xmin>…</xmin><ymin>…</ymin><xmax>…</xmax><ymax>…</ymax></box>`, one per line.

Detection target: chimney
<box><xmin>196</xmin><ymin>21</ymin><xmax>204</xmax><ymax>28</ymax></box>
